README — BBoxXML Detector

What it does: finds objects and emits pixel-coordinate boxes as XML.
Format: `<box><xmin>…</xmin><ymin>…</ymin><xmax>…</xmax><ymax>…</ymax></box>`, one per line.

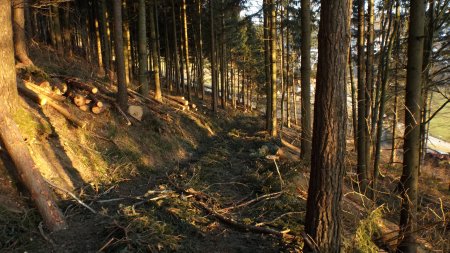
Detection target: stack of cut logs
<box><xmin>64</xmin><ymin>78</ymin><xmax>104</xmax><ymax>114</ymax></box>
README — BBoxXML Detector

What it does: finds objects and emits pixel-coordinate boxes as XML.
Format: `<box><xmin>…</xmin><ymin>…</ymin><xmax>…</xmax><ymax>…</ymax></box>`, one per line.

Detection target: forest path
<box><xmin>46</xmin><ymin>113</ymin><xmax>305</xmax><ymax>252</ymax></box>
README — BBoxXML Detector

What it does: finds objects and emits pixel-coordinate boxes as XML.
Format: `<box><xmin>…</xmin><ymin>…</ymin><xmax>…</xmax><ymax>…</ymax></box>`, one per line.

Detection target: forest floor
<box><xmin>0</xmin><ymin>45</ymin><xmax>449</xmax><ymax>252</ymax></box>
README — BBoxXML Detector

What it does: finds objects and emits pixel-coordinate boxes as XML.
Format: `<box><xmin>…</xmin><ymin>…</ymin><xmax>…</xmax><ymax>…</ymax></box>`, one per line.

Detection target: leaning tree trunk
<box><xmin>113</xmin><ymin>0</ymin><xmax>128</xmax><ymax>110</ymax></box>
<box><xmin>304</xmin><ymin>0</ymin><xmax>350</xmax><ymax>250</ymax></box>
<box><xmin>397</xmin><ymin>0</ymin><xmax>425</xmax><ymax>252</ymax></box>
<box><xmin>13</xmin><ymin>0</ymin><xmax>34</xmax><ymax>66</ymax></box>
<box><xmin>300</xmin><ymin>0</ymin><xmax>312</xmax><ymax>161</ymax></box>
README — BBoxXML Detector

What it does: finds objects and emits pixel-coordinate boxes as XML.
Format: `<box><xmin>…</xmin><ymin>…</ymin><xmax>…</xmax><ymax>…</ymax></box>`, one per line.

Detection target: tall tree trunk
<box><xmin>356</xmin><ymin>0</ymin><xmax>368</xmax><ymax>194</ymax></box>
<box><xmin>51</xmin><ymin>4</ymin><xmax>63</xmax><ymax>55</ymax></box>
<box><xmin>171</xmin><ymin>0</ymin><xmax>180</xmax><ymax>94</ymax></box>
<box><xmin>349</xmin><ymin>50</ymin><xmax>358</xmax><ymax>147</ymax></box>
<box><xmin>365</xmin><ymin>0</ymin><xmax>375</xmax><ymax>175</ymax></box>
<box><xmin>304</xmin><ymin>0</ymin><xmax>350</xmax><ymax>250</ymax></box>
<box><xmin>138</xmin><ymin>0</ymin><xmax>149</xmax><ymax>95</ymax></box>
<box><xmin>210</xmin><ymin>0</ymin><xmax>218</xmax><ymax>112</ymax></box>
<box><xmin>300</xmin><ymin>0</ymin><xmax>312</xmax><ymax>161</ymax></box>
<box><xmin>113</xmin><ymin>0</ymin><xmax>128</xmax><ymax>110</ymax></box>
<box><xmin>280</xmin><ymin>4</ymin><xmax>285</xmax><ymax>129</ymax></box>
<box><xmin>122</xmin><ymin>0</ymin><xmax>132</xmax><ymax>84</ymax></box>
<box><xmin>220</xmin><ymin>3</ymin><xmax>226</xmax><ymax>108</ymax></box>
<box><xmin>197</xmin><ymin>0</ymin><xmax>204</xmax><ymax>99</ymax></box>
<box><xmin>269</xmin><ymin>0</ymin><xmax>277</xmax><ymax>137</ymax></box>
<box><xmin>181</xmin><ymin>0</ymin><xmax>191</xmax><ymax>101</ymax></box>
<box><xmin>286</xmin><ymin>4</ymin><xmax>291</xmax><ymax>128</ymax></box>
<box><xmin>264</xmin><ymin>0</ymin><xmax>272</xmax><ymax>131</ymax></box>
<box><xmin>397</xmin><ymin>0</ymin><xmax>425</xmax><ymax>251</ymax></box>
<box><xmin>62</xmin><ymin>2</ymin><xmax>73</xmax><ymax>57</ymax></box>
<box><xmin>13</xmin><ymin>0</ymin><xmax>33</xmax><ymax>66</ymax></box>
<box><xmin>150</xmin><ymin>1</ymin><xmax>162</xmax><ymax>101</ymax></box>
<box><xmin>99</xmin><ymin>0</ymin><xmax>113</xmax><ymax>81</ymax></box>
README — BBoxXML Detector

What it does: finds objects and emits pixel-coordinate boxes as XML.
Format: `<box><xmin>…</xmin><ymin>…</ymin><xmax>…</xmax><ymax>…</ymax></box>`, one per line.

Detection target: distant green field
<box><xmin>429</xmin><ymin>90</ymin><xmax>450</xmax><ymax>142</ymax></box>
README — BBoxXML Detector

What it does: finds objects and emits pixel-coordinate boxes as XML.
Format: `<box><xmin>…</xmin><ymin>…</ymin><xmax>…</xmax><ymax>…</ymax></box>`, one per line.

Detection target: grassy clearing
<box><xmin>429</xmin><ymin>91</ymin><xmax>450</xmax><ymax>141</ymax></box>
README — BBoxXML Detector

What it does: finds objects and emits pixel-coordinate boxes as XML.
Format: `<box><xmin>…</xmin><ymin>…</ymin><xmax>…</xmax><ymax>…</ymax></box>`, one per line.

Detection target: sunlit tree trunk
<box><xmin>138</xmin><ymin>0</ymin><xmax>149</xmax><ymax>95</ymax></box>
<box><xmin>301</xmin><ymin>0</ymin><xmax>312</xmax><ymax>161</ymax></box>
<box><xmin>304</xmin><ymin>0</ymin><xmax>350</xmax><ymax>250</ymax></box>
<box><xmin>181</xmin><ymin>0</ymin><xmax>191</xmax><ymax>101</ymax></box>
<box><xmin>13</xmin><ymin>0</ymin><xmax>33</xmax><ymax>66</ymax></box>
<box><xmin>269</xmin><ymin>0</ymin><xmax>277</xmax><ymax>137</ymax></box>
<box><xmin>150</xmin><ymin>1</ymin><xmax>162</xmax><ymax>101</ymax></box>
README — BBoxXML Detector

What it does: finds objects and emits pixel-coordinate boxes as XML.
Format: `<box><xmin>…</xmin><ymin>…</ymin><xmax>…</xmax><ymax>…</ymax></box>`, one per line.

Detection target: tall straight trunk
<box><xmin>164</xmin><ymin>9</ymin><xmax>172</xmax><ymax>91</ymax></box>
<box><xmin>51</xmin><ymin>5</ymin><xmax>63</xmax><ymax>55</ymax></box>
<box><xmin>269</xmin><ymin>0</ymin><xmax>277</xmax><ymax>137</ymax></box>
<box><xmin>197</xmin><ymin>0</ymin><xmax>204</xmax><ymax>99</ymax></box>
<box><xmin>286</xmin><ymin>4</ymin><xmax>290</xmax><ymax>128</ymax></box>
<box><xmin>210</xmin><ymin>0</ymin><xmax>218</xmax><ymax>112</ymax></box>
<box><xmin>113</xmin><ymin>0</ymin><xmax>128</xmax><ymax>110</ymax></box>
<box><xmin>349</xmin><ymin>50</ymin><xmax>358</xmax><ymax>148</ymax></box>
<box><xmin>62</xmin><ymin>2</ymin><xmax>73</xmax><ymax>57</ymax></box>
<box><xmin>13</xmin><ymin>0</ymin><xmax>33</xmax><ymax>65</ymax></box>
<box><xmin>373</xmin><ymin>0</ymin><xmax>400</xmax><ymax>190</ymax></box>
<box><xmin>397</xmin><ymin>0</ymin><xmax>425</xmax><ymax>251</ymax></box>
<box><xmin>94</xmin><ymin>11</ymin><xmax>105</xmax><ymax>76</ymax></box>
<box><xmin>122</xmin><ymin>0</ymin><xmax>131</xmax><ymax>84</ymax></box>
<box><xmin>231</xmin><ymin>63</ymin><xmax>236</xmax><ymax>108</ymax></box>
<box><xmin>99</xmin><ymin>0</ymin><xmax>113</xmax><ymax>81</ymax></box>
<box><xmin>293</xmin><ymin>81</ymin><xmax>298</xmax><ymax>125</ymax></box>
<box><xmin>390</xmin><ymin>71</ymin><xmax>399</xmax><ymax>165</ymax></box>
<box><xmin>301</xmin><ymin>0</ymin><xmax>312</xmax><ymax>161</ymax></box>
<box><xmin>365</xmin><ymin>0</ymin><xmax>375</xmax><ymax>174</ymax></box>
<box><xmin>149</xmin><ymin>1</ymin><xmax>162</xmax><ymax>101</ymax></box>
<box><xmin>356</xmin><ymin>0</ymin><xmax>368</xmax><ymax>194</ymax></box>
<box><xmin>220</xmin><ymin>4</ymin><xmax>226</xmax><ymax>108</ymax></box>
<box><xmin>138</xmin><ymin>0</ymin><xmax>149</xmax><ymax>95</ymax></box>
<box><xmin>181</xmin><ymin>0</ymin><xmax>191</xmax><ymax>101</ymax></box>
<box><xmin>280</xmin><ymin>4</ymin><xmax>285</xmax><ymax>129</ymax></box>
<box><xmin>171</xmin><ymin>0</ymin><xmax>180</xmax><ymax>94</ymax></box>
<box><xmin>264</xmin><ymin>0</ymin><xmax>272</xmax><ymax>131</ymax></box>
<box><xmin>304</xmin><ymin>0</ymin><xmax>350</xmax><ymax>250</ymax></box>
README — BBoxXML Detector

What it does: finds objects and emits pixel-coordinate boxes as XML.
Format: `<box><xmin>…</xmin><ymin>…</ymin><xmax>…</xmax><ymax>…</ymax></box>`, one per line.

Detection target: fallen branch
<box><xmin>221</xmin><ymin>191</ymin><xmax>283</xmax><ymax>211</ymax></box>
<box><xmin>44</xmin><ymin>178</ymin><xmax>97</xmax><ymax>214</ymax></box>
<box><xmin>23</xmin><ymin>80</ymin><xmax>66</xmax><ymax>102</ymax></box>
<box><xmin>113</xmin><ymin>103</ymin><xmax>131</xmax><ymax>126</ymax></box>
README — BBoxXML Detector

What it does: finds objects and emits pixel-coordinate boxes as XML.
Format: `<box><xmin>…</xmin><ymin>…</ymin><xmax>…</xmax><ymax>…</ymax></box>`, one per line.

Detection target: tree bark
<box><xmin>397</xmin><ymin>0</ymin><xmax>425</xmax><ymax>252</ymax></box>
<box><xmin>304</xmin><ymin>0</ymin><xmax>350</xmax><ymax>250</ymax></box>
<box><xmin>113</xmin><ymin>0</ymin><xmax>128</xmax><ymax>110</ymax></box>
<box><xmin>181</xmin><ymin>0</ymin><xmax>191</xmax><ymax>101</ymax></box>
<box><xmin>13</xmin><ymin>0</ymin><xmax>34</xmax><ymax>66</ymax></box>
<box><xmin>300</xmin><ymin>0</ymin><xmax>312</xmax><ymax>161</ymax></box>
<box><xmin>269</xmin><ymin>0</ymin><xmax>277</xmax><ymax>137</ymax></box>
<box><xmin>210</xmin><ymin>0</ymin><xmax>218</xmax><ymax>112</ymax></box>
<box><xmin>138</xmin><ymin>0</ymin><xmax>149</xmax><ymax>96</ymax></box>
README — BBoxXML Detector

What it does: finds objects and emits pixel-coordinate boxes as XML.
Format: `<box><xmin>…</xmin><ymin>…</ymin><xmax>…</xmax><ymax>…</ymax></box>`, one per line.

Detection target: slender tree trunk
<box><xmin>138</xmin><ymin>0</ymin><xmax>149</xmax><ymax>95</ymax></box>
<box><xmin>122</xmin><ymin>0</ymin><xmax>132</xmax><ymax>84</ymax></box>
<box><xmin>62</xmin><ymin>2</ymin><xmax>73</xmax><ymax>57</ymax></box>
<box><xmin>264</xmin><ymin>0</ymin><xmax>272</xmax><ymax>131</ymax></box>
<box><xmin>301</xmin><ymin>0</ymin><xmax>312</xmax><ymax>161</ymax></box>
<box><xmin>356</xmin><ymin>0</ymin><xmax>368</xmax><ymax>194</ymax></box>
<box><xmin>197</xmin><ymin>0</ymin><xmax>204</xmax><ymax>99</ymax></box>
<box><xmin>269</xmin><ymin>0</ymin><xmax>277</xmax><ymax>137</ymax></box>
<box><xmin>150</xmin><ymin>1</ymin><xmax>162</xmax><ymax>101</ymax></box>
<box><xmin>51</xmin><ymin>5</ymin><xmax>63</xmax><ymax>55</ymax></box>
<box><xmin>397</xmin><ymin>0</ymin><xmax>425</xmax><ymax>251</ymax></box>
<box><xmin>210</xmin><ymin>0</ymin><xmax>218</xmax><ymax>112</ymax></box>
<box><xmin>181</xmin><ymin>0</ymin><xmax>191</xmax><ymax>101</ymax></box>
<box><xmin>113</xmin><ymin>0</ymin><xmax>128</xmax><ymax>110</ymax></box>
<box><xmin>220</xmin><ymin>4</ymin><xmax>226</xmax><ymax>108</ymax></box>
<box><xmin>286</xmin><ymin>4</ymin><xmax>291</xmax><ymax>128</ymax></box>
<box><xmin>365</xmin><ymin>0</ymin><xmax>375</xmax><ymax>176</ymax></box>
<box><xmin>304</xmin><ymin>0</ymin><xmax>350</xmax><ymax>250</ymax></box>
<box><xmin>171</xmin><ymin>0</ymin><xmax>180</xmax><ymax>94</ymax></box>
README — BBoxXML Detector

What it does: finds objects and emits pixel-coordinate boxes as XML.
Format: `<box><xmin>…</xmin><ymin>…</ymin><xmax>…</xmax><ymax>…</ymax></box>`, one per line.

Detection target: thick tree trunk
<box><xmin>113</xmin><ymin>0</ymin><xmax>128</xmax><ymax>110</ymax></box>
<box><xmin>304</xmin><ymin>0</ymin><xmax>350</xmax><ymax>250</ymax></box>
<box><xmin>51</xmin><ymin>5</ymin><xmax>63</xmax><ymax>55</ymax></box>
<box><xmin>300</xmin><ymin>0</ymin><xmax>312</xmax><ymax>161</ymax></box>
<box><xmin>397</xmin><ymin>0</ymin><xmax>425</xmax><ymax>252</ymax></box>
<box><xmin>13</xmin><ymin>0</ymin><xmax>34</xmax><ymax>66</ymax></box>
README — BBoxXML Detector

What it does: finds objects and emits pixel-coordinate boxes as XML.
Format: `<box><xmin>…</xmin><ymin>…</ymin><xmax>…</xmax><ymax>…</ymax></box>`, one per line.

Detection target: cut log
<box><xmin>52</xmin><ymin>80</ymin><xmax>68</xmax><ymax>94</ymax></box>
<box><xmin>88</xmin><ymin>94</ymin><xmax>103</xmax><ymax>108</ymax></box>
<box><xmin>73</xmin><ymin>94</ymin><xmax>87</xmax><ymax>107</ymax></box>
<box><xmin>128</xmin><ymin>105</ymin><xmax>144</xmax><ymax>121</ymax></box>
<box><xmin>46</xmin><ymin>100</ymin><xmax>87</xmax><ymax>128</ymax></box>
<box><xmin>91</xmin><ymin>106</ymin><xmax>104</xmax><ymax>114</ymax></box>
<box><xmin>22</xmin><ymin>80</ymin><xmax>66</xmax><ymax>102</ymax></box>
<box><xmin>166</xmin><ymin>95</ymin><xmax>189</xmax><ymax>106</ymax></box>
<box><xmin>0</xmin><ymin>109</ymin><xmax>67</xmax><ymax>231</ymax></box>
<box><xmin>39</xmin><ymin>81</ymin><xmax>51</xmax><ymax>90</ymax></box>
<box><xmin>79</xmin><ymin>105</ymin><xmax>89</xmax><ymax>112</ymax></box>
<box><xmin>17</xmin><ymin>84</ymin><xmax>47</xmax><ymax>106</ymax></box>
<box><xmin>66</xmin><ymin>79</ymin><xmax>98</xmax><ymax>94</ymax></box>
